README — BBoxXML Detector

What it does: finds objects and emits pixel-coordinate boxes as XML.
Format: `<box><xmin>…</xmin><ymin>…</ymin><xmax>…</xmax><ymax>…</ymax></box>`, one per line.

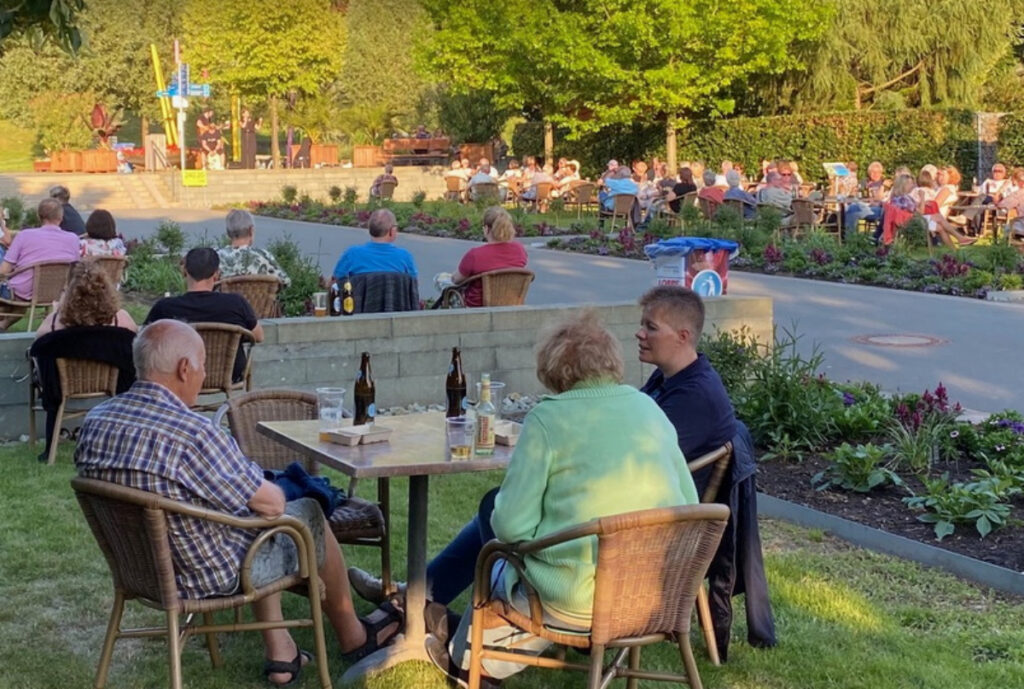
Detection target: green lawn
<box><xmin>2</xmin><ymin>442</ymin><xmax>1024</xmax><ymax>689</ymax></box>
<box><xmin>0</xmin><ymin>119</ymin><xmax>37</xmax><ymax>172</ymax></box>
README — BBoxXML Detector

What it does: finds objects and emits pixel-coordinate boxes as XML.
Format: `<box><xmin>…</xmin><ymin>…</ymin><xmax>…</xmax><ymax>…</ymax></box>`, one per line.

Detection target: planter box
<box><xmin>81</xmin><ymin>149</ymin><xmax>117</xmax><ymax>173</ymax></box>
<box><xmin>33</xmin><ymin>160</ymin><xmax>51</xmax><ymax>172</ymax></box>
<box><xmin>353</xmin><ymin>145</ymin><xmax>381</xmax><ymax>168</ymax></box>
<box><xmin>311</xmin><ymin>144</ymin><xmax>338</xmax><ymax>167</ymax></box>
<box><xmin>51</xmin><ymin>150</ymin><xmax>82</xmax><ymax>173</ymax></box>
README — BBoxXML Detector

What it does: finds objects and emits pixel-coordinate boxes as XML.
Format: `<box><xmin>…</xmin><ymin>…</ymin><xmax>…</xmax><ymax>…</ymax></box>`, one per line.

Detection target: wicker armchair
<box><xmin>71</xmin><ymin>476</ymin><xmax>333</xmax><ymax>689</ymax></box>
<box><xmin>698</xmin><ymin>196</ymin><xmax>721</xmax><ymax>221</ymax></box>
<box><xmin>566</xmin><ymin>182</ymin><xmax>598</xmax><ymax>217</ymax></box>
<box><xmin>216</xmin><ymin>274</ymin><xmax>282</xmax><ymax>318</ymax></box>
<box><xmin>469</xmin><ymin>182</ymin><xmax>501</xmax><ymax>203</ymax></box>
<box><xmin>376</xmin><ymin>180</ymin><xmax>397</xmax><ymax>201</ymax></box>
<box><xmin>192</xmin><ymin>322</ymin><xmax>255</xmax><ymax>411</ymax></box>
<box><xmin>455</xmin><ymin>268</ymin><xmax>534</xmax><ymax>307</ymax></box>
<box><xmin>466</xmin><ymin>503</ymin><xmax>730</xmax><ymax>689</ymax></box>
<box><xmin>39</xmin><ymin>358</ymin><xmax>119</xmax><ymax>464</ymax></box>
<box><xmin>686</xmin><ymin>442</ymin><xmax>734</xmax><ymax>665</ymax></box>
<box><xmin>222</xmin><ymin>389</ymin><xmax>393</xmax><ymax>595</ymax></box>
<box><xmin>0</xmin><ymin>260</ymin><xmax>73</xmax><ymax>330</ymax></box>
<box><xmin>599</xmin><ymin>193</ymin><xmax>637</xmax><ymax>233</ymax></box>
<box><xmin>92</xmin><ymin>255</ymin><xmax>127</xmax><ymax>287</ymax></box>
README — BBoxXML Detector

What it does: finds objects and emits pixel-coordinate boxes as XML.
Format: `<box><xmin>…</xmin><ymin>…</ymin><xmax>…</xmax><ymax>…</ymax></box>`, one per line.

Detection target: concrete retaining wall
<box><xmin>0</xmin><ymin>297</ymin><xmax>772</xmax><ymax>440</ymax></box>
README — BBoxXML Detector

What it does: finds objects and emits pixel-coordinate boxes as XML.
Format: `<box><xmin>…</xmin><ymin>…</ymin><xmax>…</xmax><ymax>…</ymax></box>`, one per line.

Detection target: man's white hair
<box><xmin>134</xmin><ymin>320</ymin><xmax>203</xmax><ymax>379</ymax></box>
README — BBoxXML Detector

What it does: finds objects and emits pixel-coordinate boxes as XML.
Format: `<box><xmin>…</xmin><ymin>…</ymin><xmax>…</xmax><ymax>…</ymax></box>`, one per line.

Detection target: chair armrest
<box><xmin>686</xmin><ymin>444</ymin><xmax>730</xmax><ymax>474</ymax></box>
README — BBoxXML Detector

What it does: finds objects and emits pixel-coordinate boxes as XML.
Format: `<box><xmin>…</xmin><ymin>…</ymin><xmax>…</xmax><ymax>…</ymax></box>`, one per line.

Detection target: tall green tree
<box><xmin>744</xmin><ymin>0</ymin><xmax>1024</xmax><ymax>113</ymax></box>
<box><xmin>341</xmin><ymin>0</ymin><xmax>432</xmax><ymax>129</ymax></box>
<box><xmin>0</xmin><ymin>0</ymin><xmax>85</xmax><ymax>53</ymax></box>
<box><xmin>419</xmin><ymin>0</ymin><xmax>829</xmax><ymax>166</ymax></box>
<box><xmin>183</xmin><ymin>0</ymin><xmax>345</xmax><ymax>166</ymax></box>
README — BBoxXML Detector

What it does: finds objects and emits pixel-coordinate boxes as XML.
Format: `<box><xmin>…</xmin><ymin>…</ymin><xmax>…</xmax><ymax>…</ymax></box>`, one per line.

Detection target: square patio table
<box><xmin>257</xmin><ymin>411</ymin><xmax>513</xmax><ymax>681</ymax></box>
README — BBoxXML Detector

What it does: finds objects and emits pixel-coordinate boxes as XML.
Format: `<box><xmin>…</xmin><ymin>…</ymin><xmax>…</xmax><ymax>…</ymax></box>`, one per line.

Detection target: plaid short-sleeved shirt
<box><xmin>75</xmin><ymin>381</ymin><xmax>264</xmax><ymax>599</ymax></box>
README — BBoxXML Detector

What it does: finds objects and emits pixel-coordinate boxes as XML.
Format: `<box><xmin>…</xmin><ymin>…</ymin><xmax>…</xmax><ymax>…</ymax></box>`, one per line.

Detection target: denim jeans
<box><xmin>426</xmin><ymin>487</ymin><xmax>498</xmax><ymax>605</ymax></box>
<box><xmin>844</xmin><ymin>202</ymin><xmax>882</xmax><ymax>234</ymax></box>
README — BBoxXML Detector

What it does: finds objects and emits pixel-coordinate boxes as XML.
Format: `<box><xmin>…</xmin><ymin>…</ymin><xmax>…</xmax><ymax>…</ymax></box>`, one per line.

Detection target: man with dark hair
<box><xmin>48</xmin><ymin>185</ymin><xmax>86</xmax><ymax>235</ymax></box>
<box><xmin>0</xmin><ymin>198</ymin><xmax>80</xmax><ymax>328</ymax></box>
<box><xmin>331</xmin><ymin>208</ymin><xmax>417</xmax><ymax>279</ymax></box>
<box><xmin>144</xmin><ymin>247</ymin><xmax>264</xmax><ymax>382</ymax></box>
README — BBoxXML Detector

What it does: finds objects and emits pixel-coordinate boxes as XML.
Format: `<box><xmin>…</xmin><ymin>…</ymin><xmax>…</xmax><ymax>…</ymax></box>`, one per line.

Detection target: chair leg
<box><xmin>47</xmin><ymin>400</ymin><xmax>66</xmax><ymax>465</ymax></box>
<box><xmin>468</xmin><ymin>606</ymin><xmax>487</xmax><ymax>689</ymax></box>
<box><xmin>166</xmin><ymin>610</ymin><xmax>183</xmax><ymax>689</ymax></box>
<box><xmin>202</xmin><ymin>613</ymin><xmax>222</xmax><ymax>668</ymax></box>
<box><xmin>307</xmin><ymin>580</ymin><xmax>333</xmax><ymax>689</ymax></box>
<box><xmin>679</xmin><ymin>636</ymin><xmax>703</xmax><ymax>689</ymax></box>
<box><xmin>28</xmin><ymin>379</ymin><xmax>37</xmax><ymax>446</ymax></box>
<box><xmin>587</xmin><ymin>644</ymin><xmax>605</xmax><ymax>689</ymax></box>
<box><xmin>378</xmin><ymin>478</ymin><xmax>392</xmax><ymax>596</ymax></box>
<box><xmin>695</xmin><ymin>586</ymin><xmax>720</xmax><ymax>665</ymax></box>
<box><xmin>94</xmin><ymin>591</ymin><xmax>125</xmax><ymax>689</ymax></box>
<box><xmin>626</xmin><ymin>646</ymin><xmax>641</xmax><ymax>689</ymax></box>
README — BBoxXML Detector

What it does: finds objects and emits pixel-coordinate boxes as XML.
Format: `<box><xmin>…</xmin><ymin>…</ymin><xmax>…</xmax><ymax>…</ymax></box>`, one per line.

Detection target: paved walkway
<box><xmin>114</xmin><ymin>209</ymin><xmax>1024</xmax><ymax>413</ymax></box>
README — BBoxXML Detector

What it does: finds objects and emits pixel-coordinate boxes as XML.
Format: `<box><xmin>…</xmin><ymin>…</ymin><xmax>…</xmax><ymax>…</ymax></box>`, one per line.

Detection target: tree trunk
<box><xmin>665</xmin><ymin>116</ymin><xmax>678</xmax><ymax>173</ymax></box>
<box><xmin>269</xmin><ymin>95</ymin><xmax>281</xmax><ymax>169</ymax></box>
<box><xmin>140</xmin><ymin>114</ymin><xmax>149</xmax><ymax>141</ymax></box>
<box><xmin>543</xmin><ymin>120</ymin><xmax>554</xmax><ymax>165</ymax></box>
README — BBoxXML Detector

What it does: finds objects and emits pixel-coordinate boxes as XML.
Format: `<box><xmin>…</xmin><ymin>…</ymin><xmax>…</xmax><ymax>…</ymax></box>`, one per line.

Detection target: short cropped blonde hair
<box><xmin>535</xmin><ymin>310</ymin><xmax>624</xmax><ymax>393</ymax></box>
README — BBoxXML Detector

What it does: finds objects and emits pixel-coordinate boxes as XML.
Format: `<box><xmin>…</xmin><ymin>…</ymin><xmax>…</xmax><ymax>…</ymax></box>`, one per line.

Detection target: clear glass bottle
<box><xmin>474</xmin><ymin>373</ymin><xmax>495</xmax><ymax>456</ymax></box>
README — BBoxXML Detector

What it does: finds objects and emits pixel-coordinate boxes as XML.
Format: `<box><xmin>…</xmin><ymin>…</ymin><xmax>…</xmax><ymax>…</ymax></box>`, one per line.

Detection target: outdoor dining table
<box><xmin>257</xmin><ymin>411</ymin><xmax>514</xmax><ymax>682</ymax></box>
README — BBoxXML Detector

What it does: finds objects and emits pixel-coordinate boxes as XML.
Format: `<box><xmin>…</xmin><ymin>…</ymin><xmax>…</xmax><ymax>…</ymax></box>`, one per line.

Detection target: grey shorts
<box><xmin>248</xmin><ymin>498</ymin><xmax>327</xmax><ymax>589</ymax></box>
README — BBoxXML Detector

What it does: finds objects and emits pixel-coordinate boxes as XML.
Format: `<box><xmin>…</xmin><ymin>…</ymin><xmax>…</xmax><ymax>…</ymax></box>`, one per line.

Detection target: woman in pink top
<box><xmin>453</xmin><ymin>207</ymin><xmax>528</xmax><ymax>308</ymax></box>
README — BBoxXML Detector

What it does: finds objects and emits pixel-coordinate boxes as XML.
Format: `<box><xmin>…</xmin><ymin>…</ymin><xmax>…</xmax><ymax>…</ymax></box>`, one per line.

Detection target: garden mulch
<box><xmin>757</xmin><ymin>455</ymin><xmax>1024</xmax><ymax>572</ymax></box>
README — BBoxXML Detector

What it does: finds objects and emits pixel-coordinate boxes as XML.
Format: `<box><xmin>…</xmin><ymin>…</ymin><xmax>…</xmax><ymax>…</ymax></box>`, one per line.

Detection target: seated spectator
<box><xmin>878</xmin><ymin>173</ymin><xmax>918</xmax><ymax>244</ymax></box>
<box><xmin>145</xmin><ymin>247</ymin><xmax>264</xmax><ymax>384</ymax></box>
<box><xmin>414</xmin><ymin>124</ymin><xmax>430</xmax><ymax>139</ymax></box>
<box><xmin>520</xmin><ymin>164</ymin><xmax>555</xmax><ymax>203</ymax></box>
<box><xmin>698</xmin><ymin>170</ymin><xmax>725</xmax><ymax>205</ymax></box>
<box><xmin>0</xmin><ymin>211</ymin><xmax>14</xmax><ymax>263</ymax></box>
<box><xmin>845</xmin><ymin>161</ymin><xmax>888</xmax><ymax>234</ymax></box>
<box><xmin>690</xmin><ymin>161</ymin><xmax>706</xmax><ymax>190</ymax></box>
<box><xmin>757</xmin><ymin>171</ymin><xmax>794</xmax><ymax>219</ymax></box>
<box><xmin>452</xmin><ymin>208</ymin><xmax>527</xmax><ymax>307</ymax></box>
<box><xmin>723</xmin><ymin>170</ymin><xmax>757</xmax><ymax>219</ymax></box>
<box><xmin>521</xmin><ymin>155</ymin><xmax>539</xmax><ymax>180</ymax></box>
<box><xmin>332</xmin><ymin>208</ymin><xmax>417</xmax><ymax>279</ymax></box>
<box><xmin>217</xmin><ymin>209</ymin><xmax>291</xmax><ymax>287</ymax></box>
<box><xmin>660</xmin><ymin>166</ymin><xmax>698</xmax><ymax>216</ymax></box>
<box><xmin>468</xmin><ymin>158</ymin><xmax>498</xmax><ymax>185</ymax></box>
<box><xmin>599</xmin><ymin>165</ymin><xmax>638</xmax><ymax>211</ymax></box>
<box><xmin>780</xmin><ymin>160</ymin><xmax>803</xmax><ymax>186</ymax></box>
<box><xmin>76</xmin><ymin>320</ymin><xmax>388</xmax><ymax>685</ymax></box>
<box><xmin>49</xmin><ymin>185</ymin><xmax>86</xmax><ymax>236</ymax></box>
<box><xmin>37</xmin><ymin>260</ymin><xmax>137</xmax><ymax>337</ymax></box>
<box><xmin>910</xmin><ymin>169</ymin><xmax>937</xmax><ymax>209</ymax></box>
<box><xmin>552</xmin><ymin>161</ymin><xmax>580</xmax><ymax>198</ymax></box>
<box><xmin>836</xmin><ymin>162</ymin><xmax>859</xmax><ymax>198</ymax></box>
<box><xmin>498</xmin><ymin>159</ymin><xmax>521</xmax><ymax>182</ymax></box>
<box><xmin>599</xmin><ymin>158</ymin><xmax>619</xmax><ymax>183</ymax></box>
<box><xmin>423</xmin><ymin>310</ymin><xmax>698</xmax><ymax>686</ymax></box>
<box><xmin>369</xmin><ymin>164</ymin><xmax>399</xmax><ymax>199</ymax></box>
<box><xmin>0</xmin><ymin>198</ymin><xmax>80</xmax><ymax>328</ymax></box>
<box><xmin>80</xmin><ymin>210</ymin><xmax>127</xmax><ymax>258</ymax></box>
<box><xmin>998</xmin><ymin>168</ymin><xmax>1024</xmax><ymax>240</ymax></box>
<box><xmin>443</xmin><ymin>160</ymin><xmax>467</xmax><ymax>187</ymax></box>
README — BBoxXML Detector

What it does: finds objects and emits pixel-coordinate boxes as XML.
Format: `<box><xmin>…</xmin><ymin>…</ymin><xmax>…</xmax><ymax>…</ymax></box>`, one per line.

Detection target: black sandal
<box><xmin>262</xmin><ymin>649</ymin><xmax>311</xmax><ymax>687</ymax></box>
<box><xmin>342</xmin><ymin>602</ymin><xmax>402</xmax><ymax>663</ymax></box>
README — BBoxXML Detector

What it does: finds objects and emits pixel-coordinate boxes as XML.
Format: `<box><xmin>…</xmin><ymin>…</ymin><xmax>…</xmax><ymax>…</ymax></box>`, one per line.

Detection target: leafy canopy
<box><xmin>0</xmin><ymin>0</ymin><xmax>85</xmax><ymax>53</ymax></box>
<box><xmin>419</xmin><ymin>0</ymin><xmax>830</xmax><ymax>135</ymax></box>
<box><xmin>183</xmin><ymin>0</ymin><xmax>344</xmax><ymax>97</ymax></box>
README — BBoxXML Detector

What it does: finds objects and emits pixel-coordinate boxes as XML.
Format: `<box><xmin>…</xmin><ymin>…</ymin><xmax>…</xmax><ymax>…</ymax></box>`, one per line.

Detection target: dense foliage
<box><xmin>0</xmin><ymin>0</ymin><xmax>85</xmax><ymax>53</ymax></box>
<box><xmin>998</xmin><ymin>113</ymin><xmax>1024</xmax><ymax>167</ymax></box>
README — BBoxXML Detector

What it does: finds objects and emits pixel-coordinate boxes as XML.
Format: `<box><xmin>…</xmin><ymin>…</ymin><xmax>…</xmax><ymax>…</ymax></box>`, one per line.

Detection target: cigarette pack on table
<box><xmin>320</xmin><ymin>424</ymin><xmax>392</xmax><ymax>445</ymax></box>
<box><xmin>495</xmin><ymin>421</ymin><xmax>522</xmax><ymax>446</ymax></box>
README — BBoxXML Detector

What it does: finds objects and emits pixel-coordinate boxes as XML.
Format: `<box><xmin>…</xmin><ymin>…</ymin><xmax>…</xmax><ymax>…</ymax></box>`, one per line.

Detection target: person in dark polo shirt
<box><xmin>145</xmin><ymin>247</ymin><xmax>263</xmax><ymax>383</ymax></box>
<box><xmin>49</xmin><ymin>185</ymin><xmax>86</xmax><ymax>236</ymax></box>
<box><xmin>636</xmin><ymin>285</ymin><xmax>736</xmax><ymax>460</ymax></box>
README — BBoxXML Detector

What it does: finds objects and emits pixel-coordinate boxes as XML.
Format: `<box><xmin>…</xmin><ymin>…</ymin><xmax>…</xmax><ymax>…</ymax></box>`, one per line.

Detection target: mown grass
<box><xmin>0</xmin><ymin>119</ymin><xmax>37</xmax><ymax>172</ymax></box>
<box><xmin>3</xmin><ymin>442</ymin><xmax>1024</xmax><ymax>689</ymax></box>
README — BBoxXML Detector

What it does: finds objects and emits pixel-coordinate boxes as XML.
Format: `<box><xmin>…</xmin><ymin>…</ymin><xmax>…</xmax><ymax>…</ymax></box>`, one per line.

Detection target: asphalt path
<box><xmin>113</xmin><ymin>209</ymin><xmax>1024</xmax><ymax>413</ymax></box>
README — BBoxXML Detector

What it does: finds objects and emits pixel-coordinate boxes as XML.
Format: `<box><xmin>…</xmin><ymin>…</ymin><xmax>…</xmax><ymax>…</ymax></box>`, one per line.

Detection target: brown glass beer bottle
<box><xmin>354</xmin><ymin>352</ymin><xmax>376</xmax><ymax>425</ymax></box>
<box><xmin>445</xmin><ymin>347</ymin><xmax>467</xmax><ymax>418</ymax></box>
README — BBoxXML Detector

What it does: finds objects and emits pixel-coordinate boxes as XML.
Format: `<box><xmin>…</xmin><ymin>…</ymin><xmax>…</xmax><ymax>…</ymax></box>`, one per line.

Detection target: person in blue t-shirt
<box><xmin>332</xmin><ymin>208</ymin><xmax>418</xmax><ymax>279</ymax></box>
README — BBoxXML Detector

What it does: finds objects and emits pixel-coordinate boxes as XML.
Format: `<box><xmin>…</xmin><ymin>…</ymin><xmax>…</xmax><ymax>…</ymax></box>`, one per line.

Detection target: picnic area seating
<box><xmin>0</xmin><ymin>260</ymin><xmax>73</xmax><ymax>331</ymax></box>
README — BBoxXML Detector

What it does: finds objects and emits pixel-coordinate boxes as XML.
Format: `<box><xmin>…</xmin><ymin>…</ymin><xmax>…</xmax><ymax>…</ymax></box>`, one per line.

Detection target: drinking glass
<box><xmin>445</xmin><ymin>416</ymin><xmax>475</xmax><ymax>461</ymax></box>
<box><xmin>313</xmin><ymin>291</ymin><xmax>328</xmax><ymax>317</ymax></box>
<box><xmin>316</xmin><ymin>387</ymin><xmax>346</xmax><ymax>437</ymax></box>
<box><xmin>473</xmin><ymin>380</ymin><xmax>506</xmax><ymax>420</ymax></box>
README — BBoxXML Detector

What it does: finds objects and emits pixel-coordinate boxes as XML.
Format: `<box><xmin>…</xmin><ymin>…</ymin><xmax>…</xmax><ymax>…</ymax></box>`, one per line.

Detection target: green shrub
<box><xmin>343</xmin><ymin>186</ymin><xmax>358</xmax><ymax>205</ymax></box>
<box><xmin>812</xmin><ymin>443</ymin><xmax>901</xmax><ymax>493</ymax></box>
<box><xmin>904</xmin><ymin>474</ymin><xmax>1019</xmax><ymax>540</ymax></box>
<box><xmin>1</xmin><ymin>196</ymin><xmax>25</xmax><ymax>228</ymax></box>
<box><xmin>700</xmin><ymin>326</ymin><xmax>761</xmax><ymax>402</ymax></box>
<box><xmin>122</xmin><ymin>240</ymin><xmax>185</xmax><ymax>296</ymax></box>
<box><xmin>830</xmin><ymin>383</ymin><xmax>892</xmax><ymax>441</ymax></box>
<box><xmin>266</xmin><ymin>235</ymin><xmax>322</xmax><ymax>317</ymax></box>
<box><xmin>412</xmin><ymin>190</ymin><xmax>427</xmax><ymax>208</ymax></box>
<box><xmin>963</xmin><ymin>269</ymin><xmax>993</xmax><ymax>292</ymax></box>
<box><xmin>328</xmin><ymin>185</ymin><xmax>343</xmax><ymax>203</ymax></box>
<box><xmin>281</xmin><ymin>185</ymin><xmax>298</xmax><ymax>204</ymax></box>
<box><xmin>998</xmin><ymin>113</ymin><xmax>1024</xmax><ymax>168</ymax></box>
<box><xmin>154</xmin><ymin>220</ymin><xmax>186</xmax><ymax>259</ymax></box>
<box><xmin>978</xmin><ymin>241</ymin><xmax>1019</xmax><ymax>274</ymax></box>
<box><xmin>997</xmin><ymin>273</ymin><xmax>1024</xmax><ymax>291</ymax></box>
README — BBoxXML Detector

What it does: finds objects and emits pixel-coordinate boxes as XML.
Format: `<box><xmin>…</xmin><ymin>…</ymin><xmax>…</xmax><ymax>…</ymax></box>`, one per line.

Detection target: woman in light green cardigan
<box><xmin>434</xmin><ymin>310</ymin><xmax>699</xmax><ymax>684</ymax></box>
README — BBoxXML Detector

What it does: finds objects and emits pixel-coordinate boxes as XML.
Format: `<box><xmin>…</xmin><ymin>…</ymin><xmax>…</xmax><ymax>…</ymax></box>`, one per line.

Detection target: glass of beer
<box><xmin>316</xmin><ymin>387</ymin><xmax>346</xmax><ymax>440</ymax></box>
<box><xmin>313</xmin><ymin>291</ymin><xmax>328</xmax><ymax>317</ymax></box>
<box><xmin>445</xmin><ymin>416</ymin><xmax>475</xmax><ymax>460</ymax></box>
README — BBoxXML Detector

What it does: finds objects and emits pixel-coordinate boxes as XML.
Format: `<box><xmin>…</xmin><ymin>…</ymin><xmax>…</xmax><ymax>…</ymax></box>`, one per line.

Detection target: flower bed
<box><xmin>703</xmin><ymin>327</ymin><xmax>1024</xmax><ymax>570</ymax></box>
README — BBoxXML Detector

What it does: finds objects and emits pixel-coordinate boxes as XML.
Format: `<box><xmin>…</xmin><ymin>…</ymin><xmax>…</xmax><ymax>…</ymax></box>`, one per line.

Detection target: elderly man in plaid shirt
<box><xmin>75</xmin><ymin>319</ymin><xmax>379</xmax><ymax>685</ymax></box>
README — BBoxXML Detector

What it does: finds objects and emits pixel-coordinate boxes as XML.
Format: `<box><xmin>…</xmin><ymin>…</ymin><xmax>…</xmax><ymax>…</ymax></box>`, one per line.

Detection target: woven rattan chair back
<box><xmin>226</xmin><ymin>389</ymin><xmax>318</xmax><ymax>472</ymax></box>
<box><xmin>217</xmin><ymin>274</ymin><xmax>281</xmax><ymax>318</ymax></box>
<box><xmin>445</xmin><ymin>176</ymin><xmax>465</xmax><ymax>202</ymax></box>
<box><xmin>724</xmin><ymin>198</ymin><xmax>746</xmax><ymax>217</ymax></box>
<box><xmin>698</xmin><ymin>196</ymin><xmax>721</xmax><ymax>220</ymax></box>
<box><xmin>9</xmin><ymin>261</ymin><xmax>74</xmax><ymax>330</ymax></box>
<box><xmin>74</xmin><ymin>478</ymin><xmax>179</xmax><ymax>608</ymax></box>
<box><xmin>589</xmin><ymin>504</ymin><xmax>729</xmax><ymax>645</ymax></box>
<box><xmin>376</xmin><ymin>180</ymin><xmax>397</xmax><ymax>200</ymax></box>
<box><xmin>534</xmin><ymin>182</ymin><xmax>553</xmax><ymax>203</ymax></box>
<box><xmin>192</xmin><ymin>322</ymin><xmax>254</xmax><ymax>397</ymax></box>
<box><xmin>57</xmin><ymin>358</ymin><xmax>119</xmax><ymax>399</ymax></box>
<box><xmin>571</xmin><ymin>182</ymin><xmax>596</xmax><ymax>206</ymax></box>
<box><xmin>681</xmin><ymin>191</ymin><xmax>699</xmax><ymax>209</ymax></box>
<box><xmin>791</xmin><ymin>198</ymin><xmax>816</xmax><ymax>229</ymax></box>
<box><xmin>504</xmin><ymin>178</ymin><xmax>523</xmax><ymax>206</ymax></box>
<box><xmin>470</xmin><ymin>182</ymin><xmax>500</xmax><ymax>203</ymax></box>
<box><xmin>612</xmin><ymin>193</ymin><xmax>636</xmax><ymax>215</ymax></box>
<box><xmin>479</xmin><ymin>269</ymin><xmax>535</xmax><ymax>306</ymax></box>
<box><xmin>92</xmin><ymin>256</ymin><xmax>127</xmax><ymax>286</ymax></box>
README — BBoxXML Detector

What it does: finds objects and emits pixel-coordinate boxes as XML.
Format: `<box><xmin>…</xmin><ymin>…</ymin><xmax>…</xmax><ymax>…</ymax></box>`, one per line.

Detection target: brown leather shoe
<box><xmin>347</xmin><ymin>567</ymin><xmax>406</xmax><ymax>604</ymax></box>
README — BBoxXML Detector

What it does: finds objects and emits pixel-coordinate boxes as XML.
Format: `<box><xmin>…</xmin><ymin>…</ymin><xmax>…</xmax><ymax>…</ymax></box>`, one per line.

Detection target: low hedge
<box><xmin>998</xmin><ymin>113</ymin><xmax>1024</xmax><ymax>167</ymax></box>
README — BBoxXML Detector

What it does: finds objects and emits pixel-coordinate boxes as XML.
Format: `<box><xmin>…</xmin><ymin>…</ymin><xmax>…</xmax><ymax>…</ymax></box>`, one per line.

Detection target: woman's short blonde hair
<box><xmin>489</xmin><ymin>213</ymin><xmax>516</xmax><ymax>242</ymax></box>
<box><xmin>535</xmin><ymin>310</ymin><xmax>623</xmax><ymax>393</ymax></box>
<box><xmin>944</xmin><ymin>166</ymin><xmax>962</xmax><ymax>186</ymax></box>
